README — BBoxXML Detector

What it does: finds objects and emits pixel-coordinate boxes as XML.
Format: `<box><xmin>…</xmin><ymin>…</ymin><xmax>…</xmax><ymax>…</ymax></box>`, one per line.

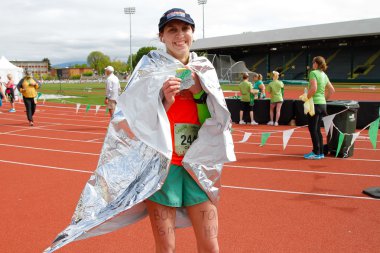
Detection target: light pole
<box><xmin>198</xmin><ymin>0</ymin><xmax>207</xmax><ymax>38</ymax></box>
<box><xmin>124</xmin><ymin>7</ymin><xmax>136</xmax><ymax>73</ymax></box>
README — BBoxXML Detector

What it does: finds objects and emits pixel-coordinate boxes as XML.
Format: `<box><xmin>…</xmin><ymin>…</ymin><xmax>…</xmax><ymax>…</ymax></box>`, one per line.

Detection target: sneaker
<box><xmin>274</xmin><ymin>122</ymin><xmax>279</xmax><ymax>126</ymax></box>
<box><xmin>251</xmin><ymin>121</ymin><xmax>258</xmax><ymax>125</ymax></box>
<box><xmin>9</xmin><ymin>109</ymin><xmax>16</xmax><ymax>113</ymax></box>
<box><xmin>267</xmin><ymin>121</ymin><xmax>274</xmax><ymax>126</ymax></box>
<box><xmin>239</xmin><ymin>120</ymin><xmax>245</xmax><ymax>125</ymax></box>
<box><xmin>319</xmin><ymin>154</ymin><xmax>325</xmax><ymax>159</ymax></box>
<box><xmin>304</xmin><ymin>151</ymin><xmax>321</xmax><ymax>160</ymax></box>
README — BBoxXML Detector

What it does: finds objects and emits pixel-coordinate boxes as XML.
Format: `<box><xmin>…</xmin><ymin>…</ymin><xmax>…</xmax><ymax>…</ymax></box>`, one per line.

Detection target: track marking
<box><xmin>4</xmin><ymin>133</ymin><xmax>103</xmax><ymax>144</ymax></box>
<box><xmin>235</xmin><ymin>151</ymin><xmax>380</xmax><ymax>162</ymax></box>
<box><xmin>222</xmin><ymin>185</ymin><xmax>379</xmax><ymax>201</ymax></box>
<box><xmin>0</xmin><ymin>117</ymin><xmax>108</xmax><ymax>129</ymax></box>
<box><xmin>0</xmin><ymin>159</ymin><xmax>377</xmax><ymax>201</ymax></box>
<box><xmin>0</xmin><ymin>159</ymin><xmax>92</xmax><ymax>174</ymax></box>
<box><xmin>0</xmin><ymin>143</ymin><xmax>99</xmax><ymax>156</ymax></box>
<box><xmin>0</xmin><ymin>124</ymin><xmax>104</xmax><ymax>136</ymax></box>
<box><xmin>6</xmin><ymin>112</ymin><xmax>108</xmax><ymax>124</ymax></box>
<box><xmin>225</xmin><ymin>164</ymin><xmax>380</xmax><ymax>178</ymax></box>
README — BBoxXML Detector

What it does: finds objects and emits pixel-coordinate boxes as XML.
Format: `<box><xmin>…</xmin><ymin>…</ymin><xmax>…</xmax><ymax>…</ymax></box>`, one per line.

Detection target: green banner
<box><xmin>369</xmin><ymin>118</ymin><xmax>379</xmax><ymax>149</ymax></box>
<box><xmin>260</xmin><ymin>133</ymin><xmax>271</xmax><ymax>146</ymax></box>
<box><xmin>335</xmin><ymin>132</ymin><xmax>345</xmax><ymax>157</ymax></box>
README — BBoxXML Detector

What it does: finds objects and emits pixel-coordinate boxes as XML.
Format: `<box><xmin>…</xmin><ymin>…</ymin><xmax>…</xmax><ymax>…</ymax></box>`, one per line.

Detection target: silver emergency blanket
<box><xmin>44</xmin><ymin>50</ymin><xmax>236</xmax><ymax>252</ymax></box>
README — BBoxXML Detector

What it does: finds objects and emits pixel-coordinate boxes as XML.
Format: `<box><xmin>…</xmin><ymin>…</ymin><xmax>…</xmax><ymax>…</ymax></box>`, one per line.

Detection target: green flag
<box><xmin>85</xmin><ymin>104</ymin><xmax>91</xmax><ymax>113</ymax></box>
<box><xmin>260</xmin><ymin>133</ymin><xmax>271</xmax><ymax>146</ymax></box>
<box><xmin>105</xmin><ymin>107</ymin><xmax>109</xmax><ymax>115</ymax></box>
<box><xmin>369</xmin><ymin>118</ymin><xmax>379</xmax><ymax>149</ymax></box>
<box><xmin>37</xmin><ymin>92</ymin><xmax>42</xmax><ymax>99</ymax></box>
<box><xmin>335</xmin><ymin>132</ymin><xmax>345</xmax><ymax>157</ymax></box>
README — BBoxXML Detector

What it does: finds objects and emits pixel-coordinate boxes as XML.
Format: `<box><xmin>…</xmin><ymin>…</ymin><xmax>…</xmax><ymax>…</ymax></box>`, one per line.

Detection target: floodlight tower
<box><xmin>124</xmin><ymin>7</ymin><xmax>136</xmax><ymax>72</ymax></box>
<box><xmin>198</xmin><ymin>0</ymin><xmax>207</xmax><ymax>38</ymax></box>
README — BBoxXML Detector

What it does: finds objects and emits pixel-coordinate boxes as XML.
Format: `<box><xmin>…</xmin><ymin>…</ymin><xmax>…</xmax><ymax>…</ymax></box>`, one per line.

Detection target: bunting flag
<box><xmin>76</xmin><ymin>103</ymin><xmax>81</xmax><ymax>114</ymax></box>
<box><xmin>85</xmin><ymin>104</ymin><xmax>91</xmax><ymax>113</ymax></box>
<box><xmin>335</xmin><ymin>132</ymin><xmax>345</xmax><ymax>157</ymax></box>
<box><xmin>95</xmin><ymin>105</ymin><xmax>101</xmax><ymax>114</ymax></box>
<box><xmin>368</xmin><ymin>118</ymin><xmax>379</xmax><ymax>149</ymax></box>
<box><xmin>239</xmin><ymin>132</ymin><xmax>252</xmax><ymax>143</ymax></box>
<box><xmin>282</xmin><ymin>129</ymin><xmax>295</xmax><ymax>150</ymax></box>
<box><xmin>37</xmin><ymin>92</ymin><xmax>42</xmax><ymax>99</ymax></box>
<box><xmin>260</xmin><ymin>133</ymin><xmax>271</xmax><ymax>146</ymax></box>
<box><xmin>43</xmin><ymin>98</ymin><xmax>46</xmax><ymax>104</ymax></box>
<box><xmin>350</xmin><ymin>132</ymin><xmax>360</xmax><ymax>147</ymax></box>
<box><xmin>322</xmin><ymin>114</ymin><xmax>335</xmax><ymax>137</ymax></box>
<box><xmin>105</xmin><ymin>107</ymin><xmax>109</xmax><ymax>115</ymax></box>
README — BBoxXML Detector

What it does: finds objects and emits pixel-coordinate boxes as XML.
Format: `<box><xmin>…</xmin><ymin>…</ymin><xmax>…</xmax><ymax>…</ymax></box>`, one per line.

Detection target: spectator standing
<box><xmin>239</xmin><ymin>72</ymin><xmax>258</xmax><ymax>125</ymax></box>
<box><xmin>266</xmin><ymin>71</ymin><xmax>284</xmax><ymax>126</ymax></box>
<box><xmin>304</xmin><ymin>56</ymin><xmax>335</xmax><ymax>160</ymax></box>
<box><xmin>104</xmin><ymin>66</ymin><xmax>121</xmax><ymax>117</ymax></box>
<box><xmin>5</xmin><ymin>73</ymin><xmax>16</xmax><ymax>112</ymax></box>
<box><xmin>17</xmin><ymin>69</ymin><xmax>40</xmax><ymax>126</ymax></box>
<box><xmin>253</xmin><ymin>73</ymin><xmax>266</xmax><ymax>99</ymax></box>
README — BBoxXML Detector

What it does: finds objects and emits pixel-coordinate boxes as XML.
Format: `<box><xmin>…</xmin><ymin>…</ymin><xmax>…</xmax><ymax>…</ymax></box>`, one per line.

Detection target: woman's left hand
<box><xmin>187</xmin><ymin>68</ymin><xmax>203</xmax><ymax>95</ymax></box>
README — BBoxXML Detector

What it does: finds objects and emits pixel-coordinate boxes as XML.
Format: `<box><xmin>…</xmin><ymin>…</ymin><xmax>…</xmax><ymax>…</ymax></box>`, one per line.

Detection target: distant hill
<box><xmin>52</xmin><ymin>61</ymin><xmax>88</xmax><ymax>68</ymax></box>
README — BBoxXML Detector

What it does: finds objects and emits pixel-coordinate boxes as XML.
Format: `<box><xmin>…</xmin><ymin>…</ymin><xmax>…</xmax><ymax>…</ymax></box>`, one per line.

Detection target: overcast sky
<box><xmin>1</xmin><ymin>0</ymin><xmax>379</xmax><ymax>65</ymax></box>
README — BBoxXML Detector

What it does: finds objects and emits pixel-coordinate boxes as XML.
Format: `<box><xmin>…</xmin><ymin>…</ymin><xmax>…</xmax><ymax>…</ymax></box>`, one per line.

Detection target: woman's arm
<box><xmin>325</xmin><ymin>81</ymin><xmax>335</xmax><ymax>100</ymax></box>
<box><xmin>307</xmin><ymin>79</ymin><xmax>317</xmax><ymax>99</ymax></box>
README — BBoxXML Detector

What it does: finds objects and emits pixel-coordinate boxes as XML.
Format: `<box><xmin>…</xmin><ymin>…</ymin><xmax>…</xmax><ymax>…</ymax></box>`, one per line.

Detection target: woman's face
<box><xmin>253</xmin><ymin>76</ymin><xmax>258</xmax><ymax>81</ymax></box>
<box><xmin>312</xmin><ymin>61</ymin><xmax>318</xmax><ymax>70</ymax></box>
<box><xmin>160</xmin><ymin>20</ymin><xmax>194</xmax><ymax>63</ymax></box>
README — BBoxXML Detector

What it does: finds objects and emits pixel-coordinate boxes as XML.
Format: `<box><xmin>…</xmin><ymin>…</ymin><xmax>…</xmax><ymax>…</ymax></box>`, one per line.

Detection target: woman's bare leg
<box><xmin>187</xmin><ymin>201</ymin><xmax>219</xmax><ymax>253</ymax></box>
<box><xmin>275</xmin><ymin>102</ymin><xmax>283</xmax><ymax>123</ymax></box>
<box><xmin>146</xmin><ymin>200</ymin><xmax>177</xmax><ymax>253</ymax></box>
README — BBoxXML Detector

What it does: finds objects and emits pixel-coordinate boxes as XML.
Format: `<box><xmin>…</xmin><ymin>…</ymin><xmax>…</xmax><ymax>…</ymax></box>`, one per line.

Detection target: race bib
<box><xmin>174</xmin><ymin>123</ymin><xmax>200</xmax><ymax>156</ymax></box>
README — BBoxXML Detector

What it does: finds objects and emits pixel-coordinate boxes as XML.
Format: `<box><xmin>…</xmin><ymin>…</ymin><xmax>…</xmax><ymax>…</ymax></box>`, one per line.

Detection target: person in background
<box><xmin>239</xmin><ymin>72</ymin><xmax>258</xmax><ymax>125</ymax></box>
<box><xmin>266</xmin><ymin>71</ymin><xmax>284</xmax><ymax>126</ymax></box>
<box><xmin>104</xmin><ymin>66</ymin><xmax>121</xmax><ymax>117</ymax></box>
<box><xmin>0</xmin><ymin>76</ymin><xmax>8</xmax><ymax>111</ymax></box>
<box><xmin>253</xmin><ymin>73</ymin><xmax>266</xmax><ymax>99</ymax></box>
<box><xmin>17</xmin><ymin>69</ymin><xmax>40</xmax><ymax>126</ymax></box>
<box><xmin>304</xmin><ymin>56</ymin><xmax>335</xmax><ymax>160</ymax></box>
<box><xmin>5</xmin><ymin>73</ymin><xmax>16</xmax><ymax>112</ymax></box>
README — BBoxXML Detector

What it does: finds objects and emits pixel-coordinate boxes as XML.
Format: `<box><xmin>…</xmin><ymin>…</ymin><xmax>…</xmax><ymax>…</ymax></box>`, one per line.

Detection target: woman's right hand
<box><xmin>162</xmin><ymin>77</ymin><xmax>181</xmax><ymax>111</ymax></box>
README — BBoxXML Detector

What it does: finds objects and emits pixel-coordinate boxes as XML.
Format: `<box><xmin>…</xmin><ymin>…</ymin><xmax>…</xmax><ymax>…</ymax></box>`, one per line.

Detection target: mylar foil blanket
<box><xmin>44</xmin><ymin>50</ymin><xmax>235</xmax><ymax>252</ymax></box>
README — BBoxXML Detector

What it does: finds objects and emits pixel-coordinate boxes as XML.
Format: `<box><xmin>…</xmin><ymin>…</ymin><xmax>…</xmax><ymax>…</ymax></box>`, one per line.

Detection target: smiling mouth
<box><xmin>174</xmin><ymin>41</ymin><xmax>187</xmax><ymax>47</ymax></box>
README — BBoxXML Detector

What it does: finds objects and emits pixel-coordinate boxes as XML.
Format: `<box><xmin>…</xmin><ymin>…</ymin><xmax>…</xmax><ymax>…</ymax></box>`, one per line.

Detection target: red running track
<box><xmin>0</xmin><ymin>101</ymin><xmax>379</xmax><ymax>253</ymax></box>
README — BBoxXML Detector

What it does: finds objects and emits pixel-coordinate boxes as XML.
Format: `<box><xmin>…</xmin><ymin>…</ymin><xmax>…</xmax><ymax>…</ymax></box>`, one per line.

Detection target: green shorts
<box><xmin>148</xmin><ymin>164</ymin><xmax>209</xmax><ymax>207</ymax></box>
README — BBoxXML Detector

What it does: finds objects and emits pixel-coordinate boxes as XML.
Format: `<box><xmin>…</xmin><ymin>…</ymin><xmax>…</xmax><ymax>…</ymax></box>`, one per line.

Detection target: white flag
<box><xmin>283</xmin><ymin>129</ymin><xmax>295</xmax><ymax>150</ymax></box>
<box><xmin>95</xmin><ymin>105</ymin><xmax>101</xmax><ymax>114</ymax></box>
<box><xmin>43</xmin><ymin>98</ymin><xmax>46</xmax><ymax>104</ymax></box>
<box><xmin>322</xmin><ymin>114</ymin><xmax>335</xmax><ymax>137</ymax></box>
<box><xmin>239</xmin><ymin>132</ymin><xmax>252</xmax><ymax>143</ymax></box>
<box><xmin>350</xmin><ymin>132</ymin><xmax>360</xmax><ymax>146</ymax></box>
<box><xmin>76</xmin><ymin>103</ymin><xmax>81</xmax><ymax>114</ymax></box>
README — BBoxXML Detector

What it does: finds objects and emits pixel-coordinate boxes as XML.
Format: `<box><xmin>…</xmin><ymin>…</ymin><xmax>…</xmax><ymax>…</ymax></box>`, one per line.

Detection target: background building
<box><xmin>11</xmin><ymin>60</ymin><xmax>49</xmax><ymax>76</ymax></box>
<box><xmin>51</xmin><ymin>67</ymin><xmax>93</xmax><ymax>79</ymax></box>
<box><xmin>192</xmin><ymin>18</ymin><xmax>380</xmax><ymax>83</ymax></box>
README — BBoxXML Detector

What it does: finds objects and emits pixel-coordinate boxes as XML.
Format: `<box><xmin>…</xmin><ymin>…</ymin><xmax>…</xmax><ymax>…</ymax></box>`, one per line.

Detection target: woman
<box><xmin>304</xmin><ymin>56</ymin><xmax>335</xmax><ymax>160</ymax></box>
<box><xmin>238</xmin><ymin>72</ymin><xmax>258</xmax><ymax>125</ymax></box>
<box><xmin>266</xmin><ymin>71</ymin><xmax>284</xmax><ymax>126</ymax></box>
<box><xmin>253</xmin><ymin>73</ymin><xmax>265</xmax><ymax>99</ymax></box>
<box><xmin>5</xmin><ymin>74</ymin><xmax>16</xmax><ymax>112</ymax></box>
<box><xmin>17</xmin><ymin>69</ymin><xmax>40</xmax><ymax>126</ymax></box>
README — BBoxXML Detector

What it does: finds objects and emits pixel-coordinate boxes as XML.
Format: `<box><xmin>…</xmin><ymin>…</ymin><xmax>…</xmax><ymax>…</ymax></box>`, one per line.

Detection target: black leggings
<box><xmin>307</xmin><ymin>104</ymin><xmax>327</xmax><ymax>155</ymax></box>
<box><xmin>23</xmin><ymin>97</ymin><xmax>36</xmax><ymax>122</ymax></box>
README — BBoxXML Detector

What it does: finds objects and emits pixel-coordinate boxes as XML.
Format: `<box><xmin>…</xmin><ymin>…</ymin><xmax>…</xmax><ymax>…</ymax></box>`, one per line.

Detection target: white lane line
<box><xmin>222</xmin><ymin>185</ymin><xmax>379</xmax><ymax>201</ymax></box>
<box><xmin>0</xmin><ymin>117</ymin><xmax>108</xmax><ymax>129</ymax></box>
<box><xmin>0</xmin><ymin>159</ymin><xmax>376</xmax><ymax>201</ymax></box>
<box><xmin>85</xmin><ymin>138</ymin><xmax>105</xmax><ymax>142</ymax></box>
<box><xmin>6</xmin><ymin>112</ymin><xmax>108</xmax><ymax>124</ymax></box>
<box><xmin>235</xmin><ymin>151</ymin><xmax>380</xmax><ymax>162</ymax></box>
<box><xmin>0</xmin><ymin>124</ymin><xmax>104</xmax><ymax>136</ymax></box>
<box><xmin>0</xmin><ymin>143</ymin><xmax>99</xmax><ymax>156</ymax></box>
<box><xmin>4</xmin><ymin>132</ymin><xmax>103</xmax><ymax>144</ymax></box>
<box><xmin>0</xmin><ymin>159</ymin><xmax>92</xmax><ymax>174</ymax></box>
<box><xmin>225</xmin><ymin>165</ymin><xmax>380</xmax><ymax>178</ymax></box>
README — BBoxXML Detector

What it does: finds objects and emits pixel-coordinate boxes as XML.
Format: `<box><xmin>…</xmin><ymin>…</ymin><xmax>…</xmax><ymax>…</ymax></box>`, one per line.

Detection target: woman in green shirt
<box><xmin>239</xmin><ymin>72</ymin><xmax>258</xmax><ymax>125</ymax></box>
<box><xmin>304</xmin><ymin>56</ymin><xmax>335</xmax><ymax>160</ymax></box>
<box><xmin>266</xmin><ymin>71</ymin><xmax>284</xmax><ymax>126</ymax></box>
<box><xmin>253</xmin><ymin>73</ymin><xmax>266</xmax><ymax>99</ymax></box>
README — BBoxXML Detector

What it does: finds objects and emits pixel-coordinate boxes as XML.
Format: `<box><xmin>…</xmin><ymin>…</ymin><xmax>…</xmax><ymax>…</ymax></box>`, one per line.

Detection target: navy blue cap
<box><xmin>158</xmin><ymin>8</ymin><xmax>195</xmax><ymax>32</ymax></box>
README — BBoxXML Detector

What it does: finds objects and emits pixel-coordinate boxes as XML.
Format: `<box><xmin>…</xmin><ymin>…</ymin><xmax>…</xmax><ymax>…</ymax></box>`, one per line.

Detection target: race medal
<box><xmin>176</xmin><ymin>68</ymin><xmax>195</xmax><ymax>90</ymax></box>
<box><xmin>174</xmin><ymin>123</ymin><xmax>200</xmax><ymax>156</ymax></box>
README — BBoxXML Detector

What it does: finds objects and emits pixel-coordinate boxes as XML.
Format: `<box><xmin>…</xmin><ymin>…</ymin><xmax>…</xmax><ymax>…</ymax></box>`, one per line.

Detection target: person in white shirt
<box><xmin>104</xmin><ymin>66</ymin><xmax>120</xmax><ymax>117</ymax></box>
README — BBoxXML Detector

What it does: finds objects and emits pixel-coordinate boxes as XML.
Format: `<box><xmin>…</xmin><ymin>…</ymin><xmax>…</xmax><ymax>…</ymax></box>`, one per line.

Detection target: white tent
<box><xmin>0</xmin><ymin>56</ymin><xmax>24</xmax><ymax>101</ymax></box>
<box><xmin>0</xmin><ymin>56</ymin><xmax>24</xmax><ymax>84</ymax></box>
